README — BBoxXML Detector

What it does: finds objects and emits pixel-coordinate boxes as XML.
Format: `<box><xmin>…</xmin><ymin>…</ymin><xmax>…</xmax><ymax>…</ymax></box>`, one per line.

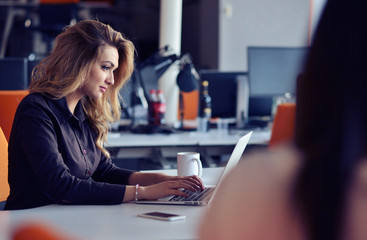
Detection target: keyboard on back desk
<box><xmin>169</xmin><ymin>187</ymin><xmax>214</xmax><ymax>202</ymax></box>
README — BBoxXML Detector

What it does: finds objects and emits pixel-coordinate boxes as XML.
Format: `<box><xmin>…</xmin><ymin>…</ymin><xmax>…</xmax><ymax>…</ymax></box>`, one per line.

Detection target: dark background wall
<box><xmin>1</xmin><ymin>0</ymin><xmax>324</xmax><ymax>72</ymax></box>
<box><xmin>0</xmin><ymin>0</ymin><xmax>219</xmax><ymax>70</ymax></box>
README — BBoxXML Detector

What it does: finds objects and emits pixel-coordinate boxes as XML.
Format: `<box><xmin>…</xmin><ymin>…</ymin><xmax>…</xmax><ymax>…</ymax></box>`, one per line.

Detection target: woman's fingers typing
<box><xmin>168</xmin><ymin>175</ymin><xmax>205</xmax><ymax>190</ymax></box>
<box><xmin>140</xmin><ymin>177</ymin><xmax>205</xmax><ymax>200</ymax></box>
<box><xmin>167</xmin><ymin>179</ymin><xmax>198</xmax><ymax>193</ymax></box>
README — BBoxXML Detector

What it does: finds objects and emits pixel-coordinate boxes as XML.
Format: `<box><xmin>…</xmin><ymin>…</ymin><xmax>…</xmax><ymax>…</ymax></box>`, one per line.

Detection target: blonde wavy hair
<box><xmin>29</xmin><ymin>20</ymin><xmax>135</xmax><ymax>158</ymax></box>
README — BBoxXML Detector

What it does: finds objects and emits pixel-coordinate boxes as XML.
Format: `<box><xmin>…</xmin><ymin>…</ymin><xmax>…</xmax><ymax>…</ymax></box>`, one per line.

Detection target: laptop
<box><xmin>136</xmin><ymin>131</ymin><xmax>253</xmax><ymax>206</ymax></box>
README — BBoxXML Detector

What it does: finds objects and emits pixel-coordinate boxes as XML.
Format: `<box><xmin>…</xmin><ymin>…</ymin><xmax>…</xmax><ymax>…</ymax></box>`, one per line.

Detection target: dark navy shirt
<box><xmin>5</xmin><ymin>93</ymin><xmax>134</xmax><ymax>210</ymax></box>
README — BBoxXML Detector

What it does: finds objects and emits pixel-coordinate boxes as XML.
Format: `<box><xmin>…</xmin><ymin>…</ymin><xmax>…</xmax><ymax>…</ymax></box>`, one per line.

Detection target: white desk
<box><xmin>107</xmin><ymin>129</ymin><xmax>270</xmax><ymax>168</ymax></box>
<box><xmin>0</xmin><ymin>168</ymin><xmax>223</xmax><ymax>240</ymax></box>
<box><xmin>107</xmin><ymin>129</ymin><xmax>270</xmax><ymax>147</ymax></box>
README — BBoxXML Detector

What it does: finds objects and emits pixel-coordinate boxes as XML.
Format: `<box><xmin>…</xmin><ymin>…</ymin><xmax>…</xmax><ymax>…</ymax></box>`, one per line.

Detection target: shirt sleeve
<box><xmin>92</xmin><ymin>154</ymin><xmax>135</xmax><ymax>185</ymax></box>
<box><xmin>17</xmin><ymin>100</ymin><xmax>128</xmax><ymax>205</ymax></box>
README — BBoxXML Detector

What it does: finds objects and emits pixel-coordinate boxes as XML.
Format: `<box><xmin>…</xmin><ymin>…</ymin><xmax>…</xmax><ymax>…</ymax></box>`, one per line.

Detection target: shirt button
<box><xmin>83</xmin><ymin>149</ymin><xmax>87</xmax><ymax>155</ymax></box>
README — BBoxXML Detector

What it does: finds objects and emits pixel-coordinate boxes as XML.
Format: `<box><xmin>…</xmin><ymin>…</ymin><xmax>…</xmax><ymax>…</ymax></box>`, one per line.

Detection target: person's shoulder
<box><xmin>201</xmin><ymin>145</ymin><xmax>306</xmax><ymax>240</ymax></box>
<box><xmin>20</xmin><ymin>92</ymin><xmax>47</xmax><ymax>105</ymax></box>
<box><xmin>234</xmin><ymin>144</ymin><xmax>301</xmax><ymax>185</ymax></box>
<box><xmin>349</xmin><ymin>158</ymin><xmax>367</xmax><ymax>194</ymax></box>
<box><xmin>17</xmin><ymin>92</ymin><xmax>53</xmax><ymax>115</ymax></box>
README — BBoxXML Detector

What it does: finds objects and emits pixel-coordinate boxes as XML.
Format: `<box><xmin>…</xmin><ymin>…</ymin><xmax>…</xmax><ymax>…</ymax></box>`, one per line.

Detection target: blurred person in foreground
<box><xmin>199</xmin><ymin>1</ymin><xmax>367</xmax><ymax>240</ymax></box>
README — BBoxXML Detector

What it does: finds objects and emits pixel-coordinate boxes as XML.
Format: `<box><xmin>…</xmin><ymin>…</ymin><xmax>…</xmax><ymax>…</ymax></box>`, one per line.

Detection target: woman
<box><xmin>5</xmin><ymin>20</ymin><xmax>203</xmax><ymax>210</ymax></box>
<box><xmin>199</xmin><ymin>1</ymin><xmax>367</xmax><ymax>240</ymax></box>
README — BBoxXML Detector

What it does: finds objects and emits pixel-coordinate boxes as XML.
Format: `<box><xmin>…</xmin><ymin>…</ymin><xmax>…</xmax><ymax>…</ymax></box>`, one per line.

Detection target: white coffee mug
<box><xmin>177</xmin><ymin>152</ymin><xmax>202</xmax><ymax>177</ymax></box>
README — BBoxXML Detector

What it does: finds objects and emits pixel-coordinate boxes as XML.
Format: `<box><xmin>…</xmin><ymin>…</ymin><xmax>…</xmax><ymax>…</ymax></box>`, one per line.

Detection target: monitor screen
<box><xmin>247</xmin><ymin>46</ymin><xmax>308</xmax><ymax>117</ymax></box>
<box><xmin>199</xmin><ymin>70</ymin><xmax>247</xmax><ymax>120</ymax></box>
<box><xmin>0</xmin><ymin>58</ymin><xmax>28</xmax><ymax>90</ymax></box>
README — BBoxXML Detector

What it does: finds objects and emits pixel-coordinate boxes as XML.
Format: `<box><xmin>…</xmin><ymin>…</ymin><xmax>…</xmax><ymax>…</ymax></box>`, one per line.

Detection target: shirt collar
<box><xmin>74</xmin><ymin>101</ymin><xmax>87</xmax><ymax>122</ymax></box>
<box><xmin>47</xmin><ymin>96</ymin><xmax>87</xmax><ymax>124</ymax></box>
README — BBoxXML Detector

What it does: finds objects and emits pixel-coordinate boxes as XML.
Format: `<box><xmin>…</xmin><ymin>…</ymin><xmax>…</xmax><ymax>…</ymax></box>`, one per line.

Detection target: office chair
<box><xmin>268</xmin><ymin>103</ymin><xmax>296</xmax><ymax>148</ymax></box>
<box><xmin>0</xmin><ymin>127</ymin><xmax>9</xmax><ymax>205</ymax></box>
<box><xmin>0</xmin><ymin>90</ymin><xmax>29</xmax><ymax>141</ymax></box>
<box><xmin>12</xmin><ymin>221</ymin><xmax>76</xmax><ymax>240</ymax></box>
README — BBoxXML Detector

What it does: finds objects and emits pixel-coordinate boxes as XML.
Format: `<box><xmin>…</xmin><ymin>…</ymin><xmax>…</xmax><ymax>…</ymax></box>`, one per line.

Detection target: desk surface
<box><xmin>0</xmin><ymin>168</ymin><xmax>223</xmax><ymax>240</ymax></box>
<box><xmin>107</xmin><ymin>129</ymin><xmax>270</xmax><ymax>148</ymax></box>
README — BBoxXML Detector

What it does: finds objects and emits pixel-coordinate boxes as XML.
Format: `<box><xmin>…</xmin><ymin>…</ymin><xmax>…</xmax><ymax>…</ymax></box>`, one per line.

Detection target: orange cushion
<box><xmin>0</xmin><ymin>90</ymin><xmax>29</xmax><ymax>141</ymax></box>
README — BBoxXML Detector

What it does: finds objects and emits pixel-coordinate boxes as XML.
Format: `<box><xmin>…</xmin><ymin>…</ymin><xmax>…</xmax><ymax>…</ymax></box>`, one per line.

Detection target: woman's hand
<box><xmin>128</xmin><ymin>172</ymin><xmax>205</xmax><ymax>190</ymax></box>
<box><xmin>159</xmin><ymin>175</ymin><xmax>205</xmax><ymax>191</ymax></box>
<box><xmin>125</xmin><ymin>172</ymin><xmax>205</xmax><ymax>202</ymax></box>
<box><xmin>139</xmin><ymin>177</ymin><xmax>203</xmax><ymax>200</ymax></box>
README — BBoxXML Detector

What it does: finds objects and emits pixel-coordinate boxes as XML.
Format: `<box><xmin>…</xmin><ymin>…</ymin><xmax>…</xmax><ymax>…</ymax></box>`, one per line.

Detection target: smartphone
<box><xmin>138</xmin><ymin>211</ymin><xmax>186</xmax><ymax>221</ymax></box>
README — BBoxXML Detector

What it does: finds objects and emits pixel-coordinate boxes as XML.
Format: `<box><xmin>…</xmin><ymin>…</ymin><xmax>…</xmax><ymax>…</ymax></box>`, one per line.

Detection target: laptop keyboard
<box><xmin>169</xmin><ymin>187</ymin><xmax>214</xmax><ymax>202</ymax></box>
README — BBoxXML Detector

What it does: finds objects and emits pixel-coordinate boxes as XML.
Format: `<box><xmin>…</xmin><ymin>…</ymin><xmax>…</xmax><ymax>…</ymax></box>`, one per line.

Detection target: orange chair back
<box><xmin>0</xmin><ymin>127</ymin><xmax>9</xmax><ymax>202</ymax></box>
<box><xmin>269</xmin><ymin>103</ymin><xmax>296</xmax><ymax>148</ymax></box>
<box><xmin>178</xmin><ymin>90</ymin><xmax>199</xmax><ymax>120</ymax></box>
<box><xmin>0</xmin><ymin>90</ymin><xmax>29</xmax><ymax>141</ymax></box>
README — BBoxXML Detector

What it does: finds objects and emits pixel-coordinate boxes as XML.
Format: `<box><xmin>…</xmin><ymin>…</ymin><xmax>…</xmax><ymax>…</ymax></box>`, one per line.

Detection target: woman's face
<box><xmin>81</xmin><ymin>45</ymin><xmax>119</xmax><ymax>100</ymax></box>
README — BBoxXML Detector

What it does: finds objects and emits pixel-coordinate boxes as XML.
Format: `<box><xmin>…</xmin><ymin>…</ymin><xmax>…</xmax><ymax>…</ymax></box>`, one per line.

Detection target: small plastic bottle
<box><xmin>197</xmin><ymin>80</ymin><xmax>211</xmax><ymax>132</ymax></box>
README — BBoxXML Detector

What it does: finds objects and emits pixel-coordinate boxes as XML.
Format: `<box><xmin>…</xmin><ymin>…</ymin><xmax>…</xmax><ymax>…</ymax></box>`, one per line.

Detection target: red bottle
<box><xmin>156</xmin><ymin>90</ymin><xmax>166</xmax><ymax>125</ymax></box>
<box><xmin>148</xmin><ymin>89</ymin><xmax>158</xmax><ymax>126</ymax></box>
<box><xmin>148</xmin><ymin>89</ymin><xmax>166</xmax><ymax>126</ymax></box>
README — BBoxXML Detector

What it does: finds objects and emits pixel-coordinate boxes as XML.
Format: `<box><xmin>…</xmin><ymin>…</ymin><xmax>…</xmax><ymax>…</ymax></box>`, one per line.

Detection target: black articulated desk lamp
<box><xmin>176</xmin><ymin>53</ymin><xmax>199</xmax><ymax>130</ymax></box>
<box><xmin>125</xmin><ymin>46</ymin><xmax>199</xmax><ymax>133</ymax></box>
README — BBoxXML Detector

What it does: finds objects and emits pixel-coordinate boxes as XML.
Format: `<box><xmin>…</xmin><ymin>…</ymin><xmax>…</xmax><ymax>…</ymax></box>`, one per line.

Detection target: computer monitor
<box><xmin>0</xmin><ymin>58</ymin><xmax>28</xmax><ymax>90</ymax></box>
<box><xmin>199</xmin><ymin>70</ymin><xmax>248</xmax><ymax>127</ymax></box>
<box><xmin>247</xmin><ymin>46</ymin><xmax>308</xmax><ymax>117</ymax></box>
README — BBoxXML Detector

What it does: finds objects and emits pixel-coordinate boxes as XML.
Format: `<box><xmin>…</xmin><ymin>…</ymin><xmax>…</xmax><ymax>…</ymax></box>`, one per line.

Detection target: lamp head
<box><xmin>176</xmin><ymin>54</ymin><xmax>199</xmax><ymax>92</ymax></box>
